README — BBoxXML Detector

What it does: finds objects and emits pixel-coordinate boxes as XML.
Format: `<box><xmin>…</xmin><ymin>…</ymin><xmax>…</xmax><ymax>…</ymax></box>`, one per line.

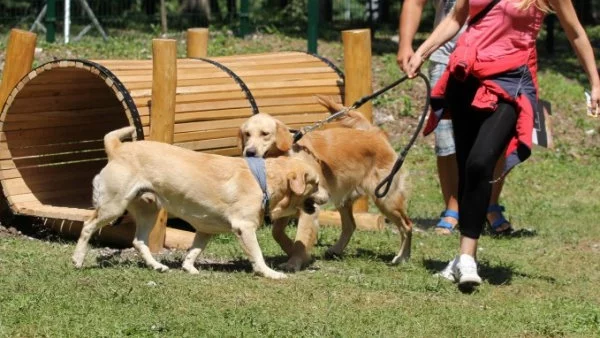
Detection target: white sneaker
<box><xmin>436</xmin><ymin>256</ymin><xmax>458</xmax><ymax>282</ymax></box>
<box><xmin>456</xmin><ymin>254</ymin><xmax>482</xmax><ymax>287</ymax></box>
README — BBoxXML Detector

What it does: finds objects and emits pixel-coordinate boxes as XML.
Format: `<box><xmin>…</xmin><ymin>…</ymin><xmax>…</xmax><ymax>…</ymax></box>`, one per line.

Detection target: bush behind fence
<box><xmin>1</xmin><ymin>0</ymin><xmax>598</xmax><ymax>35</ymax></box>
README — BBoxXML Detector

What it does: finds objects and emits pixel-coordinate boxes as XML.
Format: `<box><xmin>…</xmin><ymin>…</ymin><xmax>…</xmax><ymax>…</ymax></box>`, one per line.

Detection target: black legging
<box><xmin>446</xmin><ymin>76</ymin><xmax>518</xmax><ymax>239</ymax></box>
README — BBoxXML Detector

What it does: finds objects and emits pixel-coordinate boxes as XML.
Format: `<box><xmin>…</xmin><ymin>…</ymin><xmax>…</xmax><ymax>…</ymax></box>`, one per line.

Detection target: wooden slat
<box><xmin>2</xmin><ymin>170</ymin><xmax>96</xmax><ymax>196</ymax></box>
<box><xmin>7</xmin><ymin>188</ymin><xmax>92</xmax><ymax>206</ymax></box>
<box><xmin>1</xmin><ymin>140</ymin><xmax>103</xmax><ymax>161</ymax></box>
<box><xmin>1</xmin><ymin>105</ymin><xmax>125</xmax><ymax>121</ymax></box>
<box><xmin>120</xmin><ymin>72</ymin><xmax>338</xmax><ymax>91</ymax></box>
<box><xmin>14</xmin><ymin>203</ymin><xmax>92</xmax><ymax>221</ymax></box>
<box><xmin>131</xmin><ymin>86</ymin><xmax>341</xmax><ymax>107</ymax></box>
<box><xmin>15</xmin><ymin>81</ymin><xmax>109</xmax><ymax>98</ymax></box>
<box><xmin>173</xmin><ymin>128</ymin><xmax>238</xmax><ymax>143</ymax></box>
<box><xmin>1</xmin><ymin>121</ymin><xmax>127</xmax><ymax>147</ymax></box>
<box><xmin>204</xmin><ymin>147</ymin><xmax>241</xmax><ymax>157</ymax></box>
<box><xmin>10</xmin><ymin>191</ymin><xmax>93</xmax><ymax>210</ymax></box>
<box><xmin>7</xmin><ymin>90</ymin><xmax>120</xmax><ymax>114</ymax></box>
<box><xmin>0</xmin><ymin>160</ymin><xmax>104</xmax><ymax>180</ymax></box>
<box><xmin>173</xmin><ymin>113</ymin><xmax>327</xmax><ymax>134</ymax></box>
<box><xmin>113</xmin><ymin>66</ymin><xmax>334</xmax><ymax>80</ymax></box>
<box><xmin>12</xmin><ymin>149</ymin><xmax>106</xmax><ymax>168</ymax></box>
<box><xmin>22</xmin><ymin>68</ymin><xmax>103</xmax><ymax>85</ymax></box>
<box><xmin>1</xmin><ymin>110</ymin><xmax>125</xmax><ymax>131</ymax></box>
<box><xmin>174</xmin><ymin>137</ymin><xmax>237</xmax><ymax>151</ymax></box>
<box><xmin>4</xmin><ymin>169</ymin><xmax>96</xmax><ymax>192</ymax></box>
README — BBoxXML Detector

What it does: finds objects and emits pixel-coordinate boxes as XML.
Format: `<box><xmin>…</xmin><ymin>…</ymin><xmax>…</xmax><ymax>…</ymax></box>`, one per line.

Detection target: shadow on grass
<box><xmin>94</xmin><ymin>250</ymin><xmax>292</xmax><ymax>274</ymax></box>
<box><xmin>322</xmin><ymin>248</ymin><xmax>398</xmax><ymax>263</ymax></box>
<box><xmin>423</xmin><ymin>258</ymin><xmax>557</xmax><ymax>288</ymax></box>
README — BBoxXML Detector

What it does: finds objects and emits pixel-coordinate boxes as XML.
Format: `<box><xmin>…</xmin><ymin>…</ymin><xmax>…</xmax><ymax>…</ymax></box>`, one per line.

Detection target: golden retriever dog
<box><xmin>238</xmin><ymin>96</ymin><xmax>412</xmax><ymax>271</ymax></box>
<box><xmin>72</xmin><ymin>126</ymin><xmax>328</xmax><ymax>279</ymax></box>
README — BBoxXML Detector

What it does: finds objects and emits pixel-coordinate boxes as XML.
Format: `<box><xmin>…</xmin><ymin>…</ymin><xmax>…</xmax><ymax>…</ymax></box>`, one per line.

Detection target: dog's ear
<box><xmin>237</xmin><ymin>127</ymin><xmax>245</xmax><ymax>151</ymax></box>
<box><xmin>275</xmin><ymin>120</ymin><xmax>292</xmax><ymax>153</ymax></box>
<box><xmin>288</xmin><ymin>171</ymin><xmax>306</xmax><ymax>195</ymax></box>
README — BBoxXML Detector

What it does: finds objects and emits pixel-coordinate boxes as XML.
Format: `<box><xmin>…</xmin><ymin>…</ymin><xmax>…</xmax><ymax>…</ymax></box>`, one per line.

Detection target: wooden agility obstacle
<box><xmin>0</xmin><ymin>28</ymin><xmax>383</xmax><ymax>250</ymax></box>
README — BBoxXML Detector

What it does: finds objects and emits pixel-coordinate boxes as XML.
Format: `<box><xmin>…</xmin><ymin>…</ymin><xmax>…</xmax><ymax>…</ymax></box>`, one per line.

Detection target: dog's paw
<box><xmin>153</xmin><ymin>264</ymin><xmax>170</xmax><ymax>273</ymax></box>
<box><xmin>262</xmin><ymin>270</ymin><xmax>288</xmax><ymax>280</ymax></box>
<box><xmin>182</xmin><ymin>264</ymin><xmax>200</xmax><ymax>275</ymax></box>
<box><xmin>391</xmin><ymin>254</ymin><xmax>410</xmax><ymax>265</ymax></box>
<box><xmin>324</xmin><ymin>248</ymin><xmax>343</xmax><ymax>260</ymax></box>
<box><xmin>72</xmin><ymin>255</ymin><xmax>84</xmax><ymax>269</ymax></box>
<box><xmin>278</xmin><ymin>261</ymin><xmax>301</xmax><ymax>273</ymax></box>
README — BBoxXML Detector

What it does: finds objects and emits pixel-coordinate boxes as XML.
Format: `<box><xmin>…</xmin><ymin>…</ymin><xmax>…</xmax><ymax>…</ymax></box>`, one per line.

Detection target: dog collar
<box><xmin>244</xmin><ymin>157</ymin><xmax>271</xmax><ymax>224</ymax></box>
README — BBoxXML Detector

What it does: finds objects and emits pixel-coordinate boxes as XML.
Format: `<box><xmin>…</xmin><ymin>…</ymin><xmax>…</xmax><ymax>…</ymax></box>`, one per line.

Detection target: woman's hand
<box><xmin>397</xmin><ymin>45</ymin><xmax>415</xmax><ymax>74</ymax></box>
<box><xmin>405</xmin><ymin>52</ymin><xmax>424</xmax><ymax>78</ymax></box>
<box><xmin>589</xmin><ymin>85</ymin><xmax>600</xmax><ymax>117</ymax></box>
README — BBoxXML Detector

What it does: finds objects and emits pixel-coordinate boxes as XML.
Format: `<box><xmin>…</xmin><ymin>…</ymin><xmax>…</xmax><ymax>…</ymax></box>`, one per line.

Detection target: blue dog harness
<box><xmin>244</xmin><ymin>157</ymin><xmax>271</xmax><ymax>224</ymax></box>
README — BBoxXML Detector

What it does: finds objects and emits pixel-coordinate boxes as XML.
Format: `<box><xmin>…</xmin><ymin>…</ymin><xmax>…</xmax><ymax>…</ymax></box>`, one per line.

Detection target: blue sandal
<box><xmin>435</xmin><ymin>209</ymin><xmax>459</xmax><ymax>234</ymax></box>
<box><xmin>487</xmin><ymin>204</ymin><xmax>514</xmax><ymax>235</ymax></box>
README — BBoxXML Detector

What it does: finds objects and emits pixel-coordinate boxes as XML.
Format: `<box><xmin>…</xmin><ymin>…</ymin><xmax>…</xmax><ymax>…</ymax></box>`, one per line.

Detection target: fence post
<box><xmin>342</xmin><ymin>29</ymin><xmax>373</xmax><ymax>213</ymax></box>
<box><xmin>46</xmin><ymin>0</ymin><xmax>56</xmax><ymax>43</ymax></box>
<box><xmin>239</xmin><ymin>0</ymin><xmax>250</xmax><ymax>37</ymax></box>
<box><xmin>187</xmin><ymin>28</ymin><xmax>209</xmax><ymax>58</ymax></box>
<box><xmin>0</xmin><ymin>29</ymin><xmax>37</xmax><ymax>109</ymax></box>
<box><xmin>148</xmin><ymin>39</ymin><xmax>177</xmax><ymax>253</ymax></box>
<box><xmin>307</xmin><ymin>0</ymin><xmax>319</xmax><ymax>53</ymax></box>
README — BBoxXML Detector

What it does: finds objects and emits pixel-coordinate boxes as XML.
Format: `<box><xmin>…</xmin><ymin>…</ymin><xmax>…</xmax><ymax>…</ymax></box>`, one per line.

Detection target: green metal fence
<box><xmin>1</xmin><ymin>1</ymin><xmax>598</xmax><ymax>37</ymax></box>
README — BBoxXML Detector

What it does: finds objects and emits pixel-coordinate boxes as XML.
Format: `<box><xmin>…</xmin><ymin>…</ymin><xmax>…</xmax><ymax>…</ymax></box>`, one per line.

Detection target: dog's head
<box><xmin>271</xmin><ymin>159</ymin><xmax>328</xmax><ymax>218</ymax></box>
<box><xmin>238</xmin><ymin>113</ymin><xmax>293</xmax><ymax>158</ymax></box>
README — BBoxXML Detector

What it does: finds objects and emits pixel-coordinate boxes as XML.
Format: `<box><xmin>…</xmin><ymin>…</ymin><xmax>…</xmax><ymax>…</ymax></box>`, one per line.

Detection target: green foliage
<box><xmin>0</xmin><ymin>0</ymin><xmax>29</xmax><ymax>9</ymax></box>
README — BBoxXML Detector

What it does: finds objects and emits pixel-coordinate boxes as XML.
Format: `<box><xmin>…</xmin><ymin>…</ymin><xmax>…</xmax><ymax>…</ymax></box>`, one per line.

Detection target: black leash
<box><xmin>291</xmin><ymin>72</ymin><xmax>431</xmax><ymax>199</ymax></box>
<box><xmin>293</xmin><ymin>72</ymin><xmax>429</xmax><ymax>143</ymax></box>
<box><xmin>374</xmin><ymin>72</ymin><xmax>430</xmax><ymax>198</ymax></box>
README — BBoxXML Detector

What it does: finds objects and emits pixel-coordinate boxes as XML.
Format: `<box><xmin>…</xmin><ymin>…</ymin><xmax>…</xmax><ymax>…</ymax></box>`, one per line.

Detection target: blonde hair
<box><xmin>515</xmin><ymin>0</ymin><xmax>553</xmax><ymax>13</ymax></box>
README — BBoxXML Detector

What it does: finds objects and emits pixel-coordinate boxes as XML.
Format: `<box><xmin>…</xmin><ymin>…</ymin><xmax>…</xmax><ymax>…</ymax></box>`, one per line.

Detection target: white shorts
<box><xmin>429</xmin><ymin>61</ymin><xmax>456</xmax><ymax>157</ymax></box>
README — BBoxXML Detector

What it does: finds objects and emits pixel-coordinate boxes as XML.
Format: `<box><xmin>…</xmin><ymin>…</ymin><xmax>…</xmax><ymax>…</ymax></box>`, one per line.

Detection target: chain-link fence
<box><xmin>0</xmin><ymin>0</ymin><xmax>406</xmax><ymax>35</ymax></box>
<box><xmin>1</xmin><ymin>0</ymin><xmax>599</xmax><ymax>36</ymax></box>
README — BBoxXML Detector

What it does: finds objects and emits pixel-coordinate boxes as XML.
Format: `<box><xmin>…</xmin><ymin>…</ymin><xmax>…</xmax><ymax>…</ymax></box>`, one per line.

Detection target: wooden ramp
<box><xmin>0</xmin><ymin>52</ymin><xmax>344</xmax><ymax>246</ymax></box>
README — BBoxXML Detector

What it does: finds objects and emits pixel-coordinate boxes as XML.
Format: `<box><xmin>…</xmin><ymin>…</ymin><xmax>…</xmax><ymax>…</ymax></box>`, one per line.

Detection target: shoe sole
<box><xmin>435</xmin><ymin>272</ymin><xmax>456</xmax><ymax>282</ymax></box>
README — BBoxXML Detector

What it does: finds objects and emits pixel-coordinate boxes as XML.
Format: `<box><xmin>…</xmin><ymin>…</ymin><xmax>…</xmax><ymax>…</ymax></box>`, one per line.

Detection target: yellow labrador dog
<box><xmin>72</xmin><ymin>127</ymin><xmax>328</xmax><ymax>279</ymax></box>
<box><xmin>239</xmin><ymin>96</ymin><xmax>412</xmax><ymax>271</ymax></box>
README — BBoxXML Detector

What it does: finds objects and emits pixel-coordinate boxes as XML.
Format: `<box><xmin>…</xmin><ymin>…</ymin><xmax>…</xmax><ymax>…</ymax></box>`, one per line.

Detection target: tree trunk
<box><xmin>319</xmin><ymin>0</ymin><xmax>333</xmax><ymax>22</ymax></box>
<box><xmin>226</xmin><ymin>0</ymin><xmax>237</xmax><ymax>21</ymax></box>
<box><xmin>180</xmin><ymin>0</ymin><xmax>211</xmax><ymax>22</ymax></box>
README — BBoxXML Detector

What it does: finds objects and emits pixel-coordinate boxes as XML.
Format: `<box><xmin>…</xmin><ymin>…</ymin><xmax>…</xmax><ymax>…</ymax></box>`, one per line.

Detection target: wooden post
<box><xmin>186</xmin><ymin>28</ymin><xmax>209</xmax><ymax>58</ymax></box>
<box><xmin>319</xmin><ymin>210</ymin><xmax>384</xmax><ymax>231</ymax></box>
<box><xmin>0</xmin><ymin>29</ymin><xmax>37</xmax><ymax>109</ymax></box>
<box><xmin>148</xmin><ymin>39</ymin><xmax>177</xmax><ymax>253</ymax></box>
<box><xmin>342</xmin><ymin>29</ymin><xmax>372</xmax><ymax>212</ymax></box>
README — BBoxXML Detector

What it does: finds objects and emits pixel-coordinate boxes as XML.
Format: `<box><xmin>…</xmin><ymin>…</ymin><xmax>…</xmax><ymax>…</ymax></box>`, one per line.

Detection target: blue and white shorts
<box><xmin>429</xmin><ymin>61</ymin><xmax>456</xmax><ymax>157</ymax></box>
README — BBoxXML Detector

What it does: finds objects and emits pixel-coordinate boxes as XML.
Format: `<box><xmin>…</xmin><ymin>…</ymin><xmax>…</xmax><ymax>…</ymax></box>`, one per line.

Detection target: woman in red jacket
<box><xmin>405</xmin><ymin>0</ymin><xmax>600</xmax><ymax>289</ymax></box>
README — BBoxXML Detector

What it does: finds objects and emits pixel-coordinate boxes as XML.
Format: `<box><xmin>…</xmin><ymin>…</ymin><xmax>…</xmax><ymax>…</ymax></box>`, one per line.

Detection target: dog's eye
<box><xmin>244</xmin><ymin>132</ymin><xmax>250</xmax><ymax>137</ymax></box>
<box><xmin>260</xmin><ymin>131</ymin><xmax>269</xmax><ymax>137</ymax></box>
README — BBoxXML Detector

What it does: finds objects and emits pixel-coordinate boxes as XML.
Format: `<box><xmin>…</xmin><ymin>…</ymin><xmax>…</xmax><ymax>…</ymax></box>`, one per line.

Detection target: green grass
<box><xmin>1</xmin><ymin>28</ymin><xmax>600</xmax><ymax>337</ymax></box>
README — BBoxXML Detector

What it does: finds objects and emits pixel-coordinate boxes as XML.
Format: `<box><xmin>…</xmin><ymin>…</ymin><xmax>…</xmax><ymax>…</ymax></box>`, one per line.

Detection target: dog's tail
<box><xmin>104</xmin><ymin>126</ymin><xmax>136</xmax><ymax>160</ymax></box>
<box><xmin>315</xmin><ymin>94</ymin><xmax>374</xmax><ymax>131</ymax></box>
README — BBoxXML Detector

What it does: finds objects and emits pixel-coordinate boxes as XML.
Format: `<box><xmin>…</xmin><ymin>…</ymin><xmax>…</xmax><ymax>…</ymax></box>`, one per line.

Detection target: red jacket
<box><xmin>424</xmin><ymin>34</ymin><xmax>540</xmax><ymax>178</ymax></box>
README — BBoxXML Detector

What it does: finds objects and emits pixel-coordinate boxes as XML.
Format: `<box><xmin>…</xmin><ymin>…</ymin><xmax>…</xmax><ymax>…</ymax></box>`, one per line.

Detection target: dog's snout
<box><xmin>244</xmin><ymin>147</ymin><xmax>257</xmax><ymax>157</ymax></box>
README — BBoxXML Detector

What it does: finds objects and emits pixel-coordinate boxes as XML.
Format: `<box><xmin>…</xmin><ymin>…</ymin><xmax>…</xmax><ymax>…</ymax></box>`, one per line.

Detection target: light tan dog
<box><xmin>239</xmin><ymin>96</ymin><xmax>413</xmax><ymax>271</ymax></box>
<box><xmin>72</xmin><ymin>126</ymin><xmax>328</xmax><ymax>279</ymax></box>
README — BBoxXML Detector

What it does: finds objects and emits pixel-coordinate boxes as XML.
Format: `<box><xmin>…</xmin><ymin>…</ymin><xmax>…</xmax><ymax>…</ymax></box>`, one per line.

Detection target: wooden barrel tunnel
<box><xmin>0</xmin><ymin>51</ymin><xmax>344</xmax><ymax>245</ymax></box>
